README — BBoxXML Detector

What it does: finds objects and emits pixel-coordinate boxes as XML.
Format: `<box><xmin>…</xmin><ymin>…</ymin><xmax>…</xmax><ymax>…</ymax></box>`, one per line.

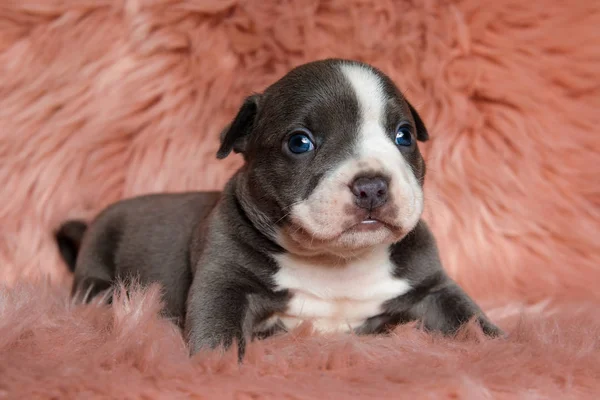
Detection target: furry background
<box><xmin>1</xmin><ymin>0</ymin><xmax>599</xmax><ymax>398</ymax></box>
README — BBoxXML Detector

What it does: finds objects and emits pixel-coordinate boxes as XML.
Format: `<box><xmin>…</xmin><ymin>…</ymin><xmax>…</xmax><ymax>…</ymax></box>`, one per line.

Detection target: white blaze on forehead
<box><xmin>340</xmin><ymin>62</ymin><xmax>398</xmax><ymax>161</ymax></box>
<box><xmin>340</xmin><ymin>62</ymin><xmax>424</xmax><ymax>218</ymax></box>
<box><xmin>339</xmin><ymin>63</ymin><xmax>387</xmax><ymax>124</ymax></box>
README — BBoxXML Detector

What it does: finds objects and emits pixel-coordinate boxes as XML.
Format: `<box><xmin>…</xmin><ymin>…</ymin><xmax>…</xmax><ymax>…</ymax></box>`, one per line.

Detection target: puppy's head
<box><xmin>218</xmin><ymin>59</ymin><xmax>428</xmax><ymax>257</ymax></box>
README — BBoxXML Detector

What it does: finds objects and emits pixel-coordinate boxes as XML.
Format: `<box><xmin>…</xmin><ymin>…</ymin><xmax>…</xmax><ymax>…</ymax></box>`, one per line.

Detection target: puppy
<box><xmin>56</xmin><ymin>59</ymin><xmax>502</xmax><ymax>358</ymax></box>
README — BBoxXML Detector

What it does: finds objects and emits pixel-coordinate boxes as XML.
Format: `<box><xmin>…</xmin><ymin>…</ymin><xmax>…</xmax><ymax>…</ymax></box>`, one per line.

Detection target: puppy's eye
<box><xmin>288</xmin><ymin>132</ymin><xmax>315</xmax><ymax>154</ymax></box>
<box><xmin>395</xmin><ymin>125</ymin><xmax>412</xmax><ymax>147</ymax></box>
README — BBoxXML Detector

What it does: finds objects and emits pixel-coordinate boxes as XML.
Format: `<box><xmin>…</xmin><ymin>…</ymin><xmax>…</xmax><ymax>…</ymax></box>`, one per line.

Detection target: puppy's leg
<box><xmin>185</xmin><ymin>267</ymin><xmax>283</xmax><ymax>360</ymax></box>
<box><xmin>407</xmin><ymin>278</ymin><xmax>503</xmax><ymax>337</ymax></box>
<box><xmin>185</xmin><ymin>274</ymin><xmax>251</xmax><ymax>359</ymax></box>
<box><xmin>359</xmin><ymin>274</ymin><xmax>503</xmax><ymax>337</ymax></box>
<box><xmin>366</xmin><ymin>221</ymin><xmax>503</xmax><ymax>337</ymax></box>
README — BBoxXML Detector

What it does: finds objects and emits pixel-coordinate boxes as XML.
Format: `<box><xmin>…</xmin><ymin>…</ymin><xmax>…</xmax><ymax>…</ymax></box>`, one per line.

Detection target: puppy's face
<box><xmin>218</xmin><ymin>60</ymin><xmax>428</xmax><ymax>257</ymax></box>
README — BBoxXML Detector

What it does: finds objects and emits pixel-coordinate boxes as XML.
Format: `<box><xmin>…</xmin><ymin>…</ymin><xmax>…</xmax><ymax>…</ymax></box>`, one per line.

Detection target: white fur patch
<box><xmin>341</xmin><ymin>63</ymin><xmax>423</xmax><ymax>228</ymax></box>
<box><xmin>270</xmin><ymin>246</ymin><xmax>411</xmax><ymax>332</ymax></box>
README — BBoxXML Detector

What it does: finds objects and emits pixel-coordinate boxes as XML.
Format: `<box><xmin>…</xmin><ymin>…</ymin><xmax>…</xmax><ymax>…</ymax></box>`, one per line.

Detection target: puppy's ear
<box><xmin>217</xmin><ymin>94</ymin><xmax>261</xmax><ymax>159</ymax></box>
<box><xmin>407</xmin><ymin>101</ymin><xmax>429</xmax><ymax>142</ymax></box>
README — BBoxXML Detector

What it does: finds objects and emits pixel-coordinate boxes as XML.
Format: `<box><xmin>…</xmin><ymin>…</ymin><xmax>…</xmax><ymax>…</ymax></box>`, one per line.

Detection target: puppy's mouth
<box><xmin>286</xmin><ymin>210</ymin><xmax>403</xmax><ymax>242</ymax></box>
<box><xmin>345</xmin><ymin>217</ymin><xmax>393</xmax><ymax>233</ymax></box>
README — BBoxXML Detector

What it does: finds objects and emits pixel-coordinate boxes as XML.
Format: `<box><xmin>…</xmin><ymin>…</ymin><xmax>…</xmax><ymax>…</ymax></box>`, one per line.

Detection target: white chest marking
<box><xmin>270</xmin><ymin>246</ymin><xmax>411</xmax><ymax>333</ymax></box>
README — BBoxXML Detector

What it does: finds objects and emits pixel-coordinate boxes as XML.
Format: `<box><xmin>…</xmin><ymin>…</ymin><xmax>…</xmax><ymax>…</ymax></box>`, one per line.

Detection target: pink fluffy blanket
<box><xmin>1</xmin><ymin>0</ymin><xmax>599</xmax><ymax>398</ymax></box>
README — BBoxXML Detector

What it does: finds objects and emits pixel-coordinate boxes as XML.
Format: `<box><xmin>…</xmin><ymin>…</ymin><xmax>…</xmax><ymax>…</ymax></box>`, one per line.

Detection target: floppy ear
<box><xmin>216</xmin><ymin>94</ymin><xmax>261</xmax><ymax>159</ymax></box>
<box><xmin>406</xmin><ymin>101</ymin><xmax>429</xmax><ymax>142</ymax></box>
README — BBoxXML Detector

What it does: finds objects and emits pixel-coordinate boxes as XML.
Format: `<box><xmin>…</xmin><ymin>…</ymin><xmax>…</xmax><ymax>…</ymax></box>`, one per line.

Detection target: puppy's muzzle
<box><xmin>350</xmin><ymin>175</ymin><xmax>389</xmax><ymax>211</ymax></box>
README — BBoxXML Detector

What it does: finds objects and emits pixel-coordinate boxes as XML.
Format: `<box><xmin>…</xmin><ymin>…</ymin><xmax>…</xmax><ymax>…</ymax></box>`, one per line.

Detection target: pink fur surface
<box><xmin>1</xmin><ymin>283</ymin><xmax>600</xmax><ymax>399</ymax></box>
<box><xmin>1</xmin><ymin>0</ymin><xmax>599</xmax><ymax>398</ymax></box>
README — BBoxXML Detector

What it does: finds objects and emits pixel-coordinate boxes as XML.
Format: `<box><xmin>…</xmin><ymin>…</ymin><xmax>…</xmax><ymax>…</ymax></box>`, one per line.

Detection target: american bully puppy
<box><xmin>56</xmin><ymin>59</ymin><xmax>502</xmax><ymax>359</ymax></box>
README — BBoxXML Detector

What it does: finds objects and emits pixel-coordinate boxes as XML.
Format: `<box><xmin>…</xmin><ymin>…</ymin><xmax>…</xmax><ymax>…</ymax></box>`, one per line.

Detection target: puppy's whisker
<box><xmin>273</xmin><ymin>201</ymin><xmax>303</xmax><ymax>225</ymax></box>
<box><xmin>309</xmin><ymin>229</ymin><xmax>317</xmax><ymax>248</ymax></box>
<box><xmin>281</xmin><ymin>200</ymin><xmax>303</xmax><ymax>212</ymax></box>
<box><xmin>274</xmin><ymin>211</ymin><xmax>292</xmax><ymax>225</ymax></box>
<box><xmin>291</xmin><ymin>224</ymin><xmax>303</xmax><ymax>236</ymax></box>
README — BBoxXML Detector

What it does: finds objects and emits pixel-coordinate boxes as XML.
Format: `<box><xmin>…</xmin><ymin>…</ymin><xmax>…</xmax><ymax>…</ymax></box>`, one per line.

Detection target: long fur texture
<box><xmin>1</xmin><ymin>283</ymin><xmax>600</xmax><ymax>398</ymax></box>
<box><xmin>0</xmin><ymin>0</ymin><xmax>599</xmax><ymax>398</ymax></box>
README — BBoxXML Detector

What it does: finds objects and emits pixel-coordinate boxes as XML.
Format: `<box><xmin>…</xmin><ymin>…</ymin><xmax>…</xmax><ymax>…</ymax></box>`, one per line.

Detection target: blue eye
<box><xmin>288</xmin><ymin>132</ymin><xmax>315</xmax><ymax>154</ymax></box>
<box><xmin>395</xmin><ymin>125</ymin><xmax>412</xmax><ymax>146</ymax></box>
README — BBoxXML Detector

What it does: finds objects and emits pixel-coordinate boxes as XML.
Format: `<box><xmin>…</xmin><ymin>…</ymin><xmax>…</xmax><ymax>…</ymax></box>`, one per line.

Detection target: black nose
<box><xmin>350</xmin><ymin>176</ymin><xmax>389</xmax><ymax>210</ymax></box>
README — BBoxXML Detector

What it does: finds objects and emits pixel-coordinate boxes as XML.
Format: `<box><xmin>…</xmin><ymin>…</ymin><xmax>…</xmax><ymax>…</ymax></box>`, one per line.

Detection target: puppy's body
<box><xmin>57</xmin><ymin>59</ymin><xmax>501</xmax><ymax>357</ymax></box>
<box><xmin>64</xmin><ymin>192</ymin><xmax>220</xmax><ymax>321</ymax></box>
